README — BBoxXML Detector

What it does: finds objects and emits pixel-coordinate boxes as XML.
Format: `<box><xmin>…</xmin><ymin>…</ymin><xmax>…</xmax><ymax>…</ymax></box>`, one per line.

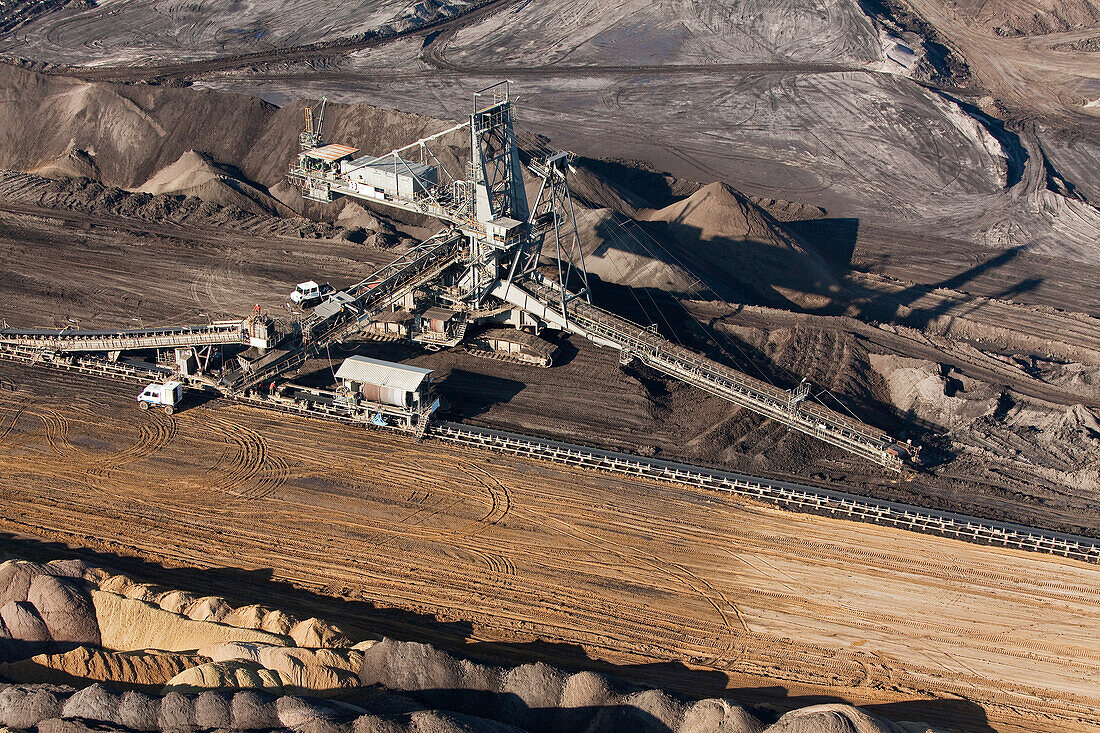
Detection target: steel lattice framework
<box><xmin>0</xmin><ymin>83</ymin><xmax>914</xmax><ymax>471</ymax></box>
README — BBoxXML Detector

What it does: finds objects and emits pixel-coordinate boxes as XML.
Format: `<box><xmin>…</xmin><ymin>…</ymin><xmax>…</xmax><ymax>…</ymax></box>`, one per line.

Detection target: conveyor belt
<box><xmin>495</xmin><ymin>277</ymin><xmax>905</xmax><ymax>471</ymax></box>
<box><xmin>228</xmin><ymin>235</ymin><xmax>465</xmax><ymax>393</ymax></box>
<box><xmin>427</xmin><ymin>421</ymin><xmax>1097</xmax><ymax>563</ymax></box>
<box><xmin>0</xmin><ymin>321</ymin><xmax>247</xmax><ymax>352</ymax></box>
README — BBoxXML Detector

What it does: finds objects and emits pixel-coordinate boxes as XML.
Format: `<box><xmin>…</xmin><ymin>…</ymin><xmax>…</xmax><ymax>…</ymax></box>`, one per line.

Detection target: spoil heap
<box><xmin>644</xmin><ymin>182</ymin><xmax>843</xmax><ymax>310</ymax></box>
<box><xmin>134</xmin><ymin>149</ymin><xmax>289</xmax><ymax>217</ymax></box>
<box><xmin>0</xmin><ymin>557</ymin><xmax>935</xmax><ymax>732</ymax></box>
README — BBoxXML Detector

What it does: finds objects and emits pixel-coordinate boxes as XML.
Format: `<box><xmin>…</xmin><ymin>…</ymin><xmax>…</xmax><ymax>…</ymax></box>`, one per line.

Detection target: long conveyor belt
<box><xmin>0</xmin><ymin>321</ymin><xmax>248</xmax><ymax>352</ymax></box>
<box><xmin>495</xmin><ymin>277</ymin><xmax>905</xmax><ymax>471</ymax></box>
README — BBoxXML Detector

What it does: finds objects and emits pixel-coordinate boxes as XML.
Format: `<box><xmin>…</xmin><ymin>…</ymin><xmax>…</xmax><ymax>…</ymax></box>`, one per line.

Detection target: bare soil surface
<box><xmin>0</xmin><ymin>1</ymin><xmax>1098</xmax><ymax>729</ymax></box>
<box><xmin>0</xmin><ymin>167</ymin><xmax>1096</xmax><ymax>537</ymax></box>
<box><xmin>0</xmin><ymin>369</ymin><xmax>1098</xmax><ymax>733</ymax></box>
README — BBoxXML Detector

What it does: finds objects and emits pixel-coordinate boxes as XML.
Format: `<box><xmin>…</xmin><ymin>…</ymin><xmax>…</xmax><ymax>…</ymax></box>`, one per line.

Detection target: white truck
<box><xmin>290</xmin><ymin>280</ymin><xmax>333</xmax><ymax>307</ymax></box>
<box><xmin>137</xmin><ymin>381</ymin><xmax>183</xmax><ymax>415</ymax></box>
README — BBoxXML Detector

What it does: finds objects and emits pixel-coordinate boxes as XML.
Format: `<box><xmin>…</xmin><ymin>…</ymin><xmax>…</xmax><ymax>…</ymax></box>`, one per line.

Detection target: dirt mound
<box><xmin>566</xmin><ymin>164</ymin><xmax>838</xmax><ymax>307</ymax></box>
<box><xmin>1</xmin><ymin>646</ymin><xmax>203</xmax><ymax>691</ymax></box>
<box><xmin>748</xmin><ymin>196</ymin><xmax>828</xmax><ymax>223</ymax></box>
<box><xmin>567</xmin><ymin>162</ymin><xmax>653</xmax><ymax>215</ymax></box>
<box><xmin>164</xmin><ymin>656</ymin><xmax>360</xmax><ymax>697</ymax></box>
<box><xmin>0</xmin><ymin>601</ymin><xmax>50</xmax><ymax>645</ymax></box>
<box><xmin>0</xmin><ymin>561</ymin><xmax>99</xmax><ymax>662</ymax></box>
<box><xmin>0</xmin><ymin>560</ymin><xmax>51</xmax><ymax>607</ymax></box>
<box><xmin>763</xmin><ymin>704</ymin><xmax>921</xmax><ymax>732</ymax></box>
<box><xmin>866</xmin><ymin>348</ymin><xmax>1100</xmax><ymax>490</ymax></box>
<box><xmin>27</xmin><ymin>575</ymin><xmax>99</xmax><ymax>648</ymax></box>
<box><xmin>974</xmin><ymin>0</ymin><xmax>1100</xmax><ymax>35</ymax></box>
<box><xmin>134</xmin><ymin>149</ymin><xmax>287</xmax><ymax>217</ymax></box>
<box><xmin>91</xmin><ymin>590</ymin><xmax>291</xmax><ymax>652</ymax></box>
<box><xmin>200</xmin><ymin>640</ymin><xmax>364</xmax><ymax>673</ymax></box>
<box><xmin>5</xmin><ymin>682</ymin><xmax>360</xmax><ymax>730</ymax></box>
<box><xmin>643</xmin><ymin>182</ymin><xmax>843</xmax><ymax>309</ymax></box>
<box><xmin>0</xmin><ymin>170</ymin><xmax>349</xmax><ymax>243</ymax></box>
<box><xmin>336</xmin><ymin>200</ymin><xmax>405</xmax><ymax>247</ymax></box>
<box><xmin>290</xmin><ymin>616</ymin><xmax>351</xmax><ymax>648</ymax></box>
<box><xmin>868</xmin><ymin>353</ymin><xmax>999</xmax><ymax>429</ymax></box>
<box><xmin>163</xmin><ymin>659</ymin><xmax>288</xmax><ymax>695</ymax></box>
<box><xmin>0</xmin><ymin>684</ymin><xmax>69</xmax><ymax>728</ymax></box>
<box><xmin>182</xmin><ymin>641</ymin><xmax>363</xmax><ymax>696</ymax></box>
<box><xmin>85</xmin><ymin>572</ymin><xmax>351</xmax><ymax>649</ymax></box>
<box><xmin>574</xmin><ymin>205</ymin><xmax>705</xmax><ymax>296</ymax></box>
<box><xmin>359</xmin><ymin>637</ymin><xmax>764</xmax><ymax>732</ymax></box>
<box><xmin>29</xmin><ymin>143</ymin><xmax>99</xmax><ymax>180</ymax></box>
<box><xmin>0</xmin><ymin>64</ymin><xmax>462</xmax><ymax>206</ymax></box>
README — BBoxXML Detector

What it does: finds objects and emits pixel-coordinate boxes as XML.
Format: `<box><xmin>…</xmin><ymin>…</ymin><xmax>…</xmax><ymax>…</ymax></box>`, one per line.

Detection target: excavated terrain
<box><xmin>2</xmin><ymin>556</ymin><xmax>797</xmax><ymax>732</ymax></box>
<box><xmin>0</xmin><ymin>0</ymin><xmax>1098</xmax><ymax>731</ymax></box>
<box><xmin>0</xmin><ymin>380</ymin><xmax>1098</xmax><ymax>733</ymax></box>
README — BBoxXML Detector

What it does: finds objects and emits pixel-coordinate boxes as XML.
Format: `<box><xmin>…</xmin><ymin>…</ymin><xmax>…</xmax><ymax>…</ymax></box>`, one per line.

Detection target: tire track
<box><xmin>84</xmin><ymin>413</ymin><xmax>178</xmax><ymax>493</ymax></box>
<box><xmin>203</xmin><ymin>411</ymin><xmax>287</xmax><ymax>499</ymax></box>
<box><xmin>38</xmin><ymin>407</ymin><xmax>72</xmax><ymax>457</ymax></box>
<box><xmin>0</xmin><ymin>402</ymin><xmax>27</xmax><ymax>442</ymax></box>
<box><xmin>2</xmin><ymin>370</ymin><xmax>1098</xmax><ymax>733</ymax></box>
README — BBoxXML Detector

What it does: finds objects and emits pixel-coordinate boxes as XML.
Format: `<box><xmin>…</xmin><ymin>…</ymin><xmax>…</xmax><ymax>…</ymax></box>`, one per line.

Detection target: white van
<box><xmin>137</xmin><ymin>381</ymin><xmax>183</xmax><ymax>415</ymax></box>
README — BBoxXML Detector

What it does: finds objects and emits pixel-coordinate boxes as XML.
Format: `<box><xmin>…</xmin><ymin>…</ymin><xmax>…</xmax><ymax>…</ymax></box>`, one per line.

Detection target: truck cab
<box><xmin>290</xmin><ymin>280</ymin><xmax>333</xmax><ymax>307</ymax></box>
<box><xmin>291</xmin><ymin>281</ymin><xmax>321</xmax><ymax>306</ymax></box>
<box><xmin>137</xmin><ymin>381</ymin><xmax>183</xmax><ymax>415</ymax></box>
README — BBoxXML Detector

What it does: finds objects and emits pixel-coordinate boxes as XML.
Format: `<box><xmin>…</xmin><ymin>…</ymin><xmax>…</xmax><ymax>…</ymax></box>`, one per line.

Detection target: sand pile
<box><xmin>643</xmin><ymin>182</ymin><xmax>843</xmax><ymax>310</ymax></box>
<box><xmin>574</xmin><ymin>205</ymin><xmax>706</xmax><ymax>296</ymax></box>
<box><xmin>569</xmin><ymin>171</ymin><xmax>842</xmax><ymax>308</ymax></box>
<box><xmin>2</xmin><ymin>646</ymin><xmax>203</xmax><ymax>690</ymax></box>
<box><xmin>30</xmin><ymin>142</ymin><xmax>100</xmax><ymax>180</ymax></box>
<box><xmin>335</xmin><ymin>200</ymin><xmax>404</xmax><ymax>247</ymax></box>
<box><xmin>91</xmin><ymin>571</ymin><xmax>351</xmax><ymax>652</ymax></box>
<box><xmin>134</xmin><ymin>149</ymin><xmax>288</xmax><ymax>217</ymax></box>
<box><xmin>0</xmin><ymin>560</ymin><xmax>357</xmax><ymax>701</ymax></box>
<box><xmin>0</xmin><ymin>64</ymin><xmax>465</xmax><ymax>206</ymax></box>
<box><xmin>0</xmin><ymin>682</ymin><xmax>364</xmax><ymax>730</ymax></box>
<box><xmin>360</xmin><ymin>637</ymin><xmax>765</xmax><ymax>733</ymax></box>
<box><xmin>90</xmin><ymin>590</ymin><xmax>291</xmax><ymax>653</ymax></box>
<box><xmin>0</xmin><ymin>560</ymin><xmax>99</xmax><ymax>663</ymax></box>
<box><xmin>165</xmin><ymin>640</ymin><xmax>367</xmax><ymax>696</ymax></box>
<box><xmin>765</xmin><ymin>704</ymin><xmax>935</xmax><ymax>733</ymax></box>
<box><xmin>0</xmin><ymin>559</ymin><xmax>933</xmax><ymax>732</ymax></box>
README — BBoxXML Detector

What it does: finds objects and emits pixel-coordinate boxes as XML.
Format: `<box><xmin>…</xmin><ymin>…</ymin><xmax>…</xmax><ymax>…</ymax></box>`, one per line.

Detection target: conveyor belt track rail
<box><xmin>426</xmin><ymin>421</ymin><xmax>1099</xmax><ymax>563</ymax></box>
<box><xmin>515</xmin><ymin>278</ymin><xmax>903</xmax><ymax>471</ymax></box>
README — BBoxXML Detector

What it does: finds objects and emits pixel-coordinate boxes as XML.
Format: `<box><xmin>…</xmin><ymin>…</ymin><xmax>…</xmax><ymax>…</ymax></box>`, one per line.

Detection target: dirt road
<box><xmin>0</xmin><ymin>365</ymin><xmax>1097</xmax><ymax>733</ymax></box>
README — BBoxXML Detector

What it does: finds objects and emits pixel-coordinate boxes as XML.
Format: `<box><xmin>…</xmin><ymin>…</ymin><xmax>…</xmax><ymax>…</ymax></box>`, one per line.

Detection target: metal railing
<box><xmin>0</xmin><ymin>321</ymin><xmax>247</xmax><ymax>353</ymax></box>
<box><xmin>0</xmin><ymin>343</ymin><xmax>215</xmax><ymax>389</ymax></box>
<box><xmin>517</xmin><ymin>278</ymin><xmax>903</xmax><ymax>471</ymax></box>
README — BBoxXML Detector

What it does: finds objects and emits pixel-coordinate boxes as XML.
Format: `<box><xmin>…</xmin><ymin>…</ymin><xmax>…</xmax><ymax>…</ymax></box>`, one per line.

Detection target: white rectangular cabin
<box><xmin>335</xmin><ymin>355</ymin><xmax>433</xmax><ymax>409</ymax></box>
<box><xmin>341</xmin><ymin>155</ymin><xmax>437</xmax><ymax>199</ymax></box>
